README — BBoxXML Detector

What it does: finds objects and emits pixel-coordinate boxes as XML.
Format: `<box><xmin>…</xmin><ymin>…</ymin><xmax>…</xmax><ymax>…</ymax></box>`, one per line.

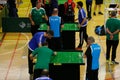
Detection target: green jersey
<box><xmin>30</xmin><ymin>7</ymin><xmax>46</xmax><ymax>25</ymax></box>
<box><xmin>32</xmin><ymin>46</ymin><xmax>53</xmax><ymax>70</ymax></box>
<box><xmin>106</xmin><ymin>18</ymin><xmax>120</xmax><ymax>40</ymax></box>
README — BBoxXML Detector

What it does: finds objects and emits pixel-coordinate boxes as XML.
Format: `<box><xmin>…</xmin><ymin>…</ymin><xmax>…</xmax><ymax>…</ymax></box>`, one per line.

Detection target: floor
<box><xmin>0</xmin><ymin>0</ymin><xmax>120</xmax><ymax>80</ymax></box>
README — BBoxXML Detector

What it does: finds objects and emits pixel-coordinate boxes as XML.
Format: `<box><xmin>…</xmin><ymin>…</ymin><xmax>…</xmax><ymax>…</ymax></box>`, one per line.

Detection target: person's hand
<box><xmin>78</xmin><ymin>24</ymin><xmax>81</xmax><ymax>28</ymax></box>
<box><xmin>110</xmin><ymin>34</ymin><xmax>113</xmax><ymax>40</ymax></box>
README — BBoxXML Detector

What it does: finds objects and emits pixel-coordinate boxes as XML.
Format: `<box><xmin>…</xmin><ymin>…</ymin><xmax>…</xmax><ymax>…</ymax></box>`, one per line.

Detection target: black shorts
<box><xmin>95</xmin><ymin>0</ymin><xmax>103</xmax><ymax>5</ymax></box>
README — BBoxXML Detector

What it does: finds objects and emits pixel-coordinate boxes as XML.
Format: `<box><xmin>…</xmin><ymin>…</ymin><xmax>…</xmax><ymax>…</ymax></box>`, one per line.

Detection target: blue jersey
<box><xmin>28</xmin><ymin>32</ymin><xmax>46</xmax><ymax>51</ymax></box>
<box><xmin>85</xmin><ymin>43</ymin><xmax>101</xmax><ymax>70</ymax></box>
<box><xmin>78</xmin><ymin>8</ymin><xmax>87</xmax><ymax>27</ymax></box>
<box><xmin>49</xmin><ymin>16</ymin><xmax>61</xmax><ymax>37</ymax></box>
<box><xmin>90</xmin><ymin>44</ymin><xmax>101</xmax><ymax>70</ymax></box>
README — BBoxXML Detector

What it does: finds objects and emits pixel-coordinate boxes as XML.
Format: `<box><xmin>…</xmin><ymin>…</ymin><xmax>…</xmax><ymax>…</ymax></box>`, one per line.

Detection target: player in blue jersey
<box><xmin>75</xmin><ymin>1</ymin><xmax>88</xmax><ymax>50</ymax></box>
<box><xmin>28</xmin><ymin>30</ymin><xmax>53</xmax><ymax>80</ymax></box>
<box><xmin>84</xmin><ymin>36</ymin><xmax>101</xmax><ymax>80</ymax></box>
<box><xmin>47</xmin><ymin>8</ymin><xmax>64</xmax><ymax>50</ymax></box>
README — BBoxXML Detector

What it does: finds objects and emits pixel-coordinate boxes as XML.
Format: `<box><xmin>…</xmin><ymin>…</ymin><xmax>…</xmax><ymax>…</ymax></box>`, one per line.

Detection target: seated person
<box><xmin>35</xmin><ymin>69</ymin><xmax>52</xmax><ymax>80</ymax></box>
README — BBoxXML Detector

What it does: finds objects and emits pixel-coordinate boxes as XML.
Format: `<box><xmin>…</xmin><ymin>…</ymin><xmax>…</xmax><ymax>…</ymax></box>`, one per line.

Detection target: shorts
<box><xmin>95</xmin><ymin>0</ymin><xmax>103</xmax><ymax>5</ymax></box>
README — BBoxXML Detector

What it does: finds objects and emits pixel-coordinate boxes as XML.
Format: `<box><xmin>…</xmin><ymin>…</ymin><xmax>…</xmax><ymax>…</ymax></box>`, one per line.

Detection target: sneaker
<box><xmin>93</xmin><ymin>12</ymin><xmax>96</xmax><ymax>16</ymax></box>
<box><xmin>106</xmin><ymin>60</ymin><xmax>110</xmax><ymax>63</ymax></box>
<box><xmin>98</xmin><ymin>12</ymin><xmax>103</xmax><ymax>15</ymax></box>
<box><xmin>110</xmin><ymin>61</ymin><xmax>119</xmax><ymax>65</ymax></box>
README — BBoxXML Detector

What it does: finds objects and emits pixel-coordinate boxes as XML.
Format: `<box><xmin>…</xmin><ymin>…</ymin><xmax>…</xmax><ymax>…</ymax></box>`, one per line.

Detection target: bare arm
<box><xmin>44</xmin><ymin>14</ymin><xmax>48</xmax><ymax>21</ymax></box>
<box><xmin>29</xmin><ymin>13</ymin><xmax>35</xmax><ymax>25</ymax></box>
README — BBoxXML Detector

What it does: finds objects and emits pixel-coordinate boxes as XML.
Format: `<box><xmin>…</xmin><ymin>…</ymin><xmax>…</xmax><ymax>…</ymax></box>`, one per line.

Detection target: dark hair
<box><xmin>42</xmin><ymin>42</ymin><xmax>48</xmax><ymax>46</ymax></box>
<box><xmin>77</xmin><ymin>1</ymin><xmax>83</xmax><ymax>7</ymax></box>
<box><xmin>111</xmin><ymin>11</ymin><xmax>117</xmax><ymax>17</ymax></box>
<box><xmin>36</xmin><ymin>1</ymin><xmax>42</xmax><ymax>5</ymax></box>
<box><xmin>41</xmin><ymin>69</ymin><xmax>49</xmax><ymax>76</ymax></box>
<box><xmin>46</xmin><ymin>30</ymin><xmax>54</xmax><ymax>36</ymax></box>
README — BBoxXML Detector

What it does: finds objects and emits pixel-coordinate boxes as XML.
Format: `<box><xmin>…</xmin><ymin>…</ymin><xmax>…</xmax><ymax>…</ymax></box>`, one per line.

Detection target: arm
<box><xmin>112</xmin><ymin>29</ymin><xmax>120</xmax><ymax>35</ymax></box>
<box><xmin>106</xmin><ymin>28</ymin><xmax>113</xmax><ymax>40</ymax></box>
<box><xmin>106</xmin><ymin>28</ymin><xmax>112</xmax><ymax>35</ymax></box>
<box><xmin>44</xmin><ymin>14</ymin><xmax>48</xmax><ymax>21</ymax></box>
<box><xmin>61</xmin><ymin>18</ymin><xmax>64</xmax><ymax>29</ymax></box>
<box><xmin>78</xmin><ymin>18</ymin><xmax>87</xmax><ymax>28</ymax></box>
<box><xmin>80</xmin><ymin>18</ymin><xmax>87</xmax><ymax>25</ymax></box>
<box><xmin>47</xmin><ymin>20</ymin><xmax>50</xmax><ymax>30</ymax></box>
<box><xmin>29</xmin><ymin>53</ymin><xmax>34</xmax><ymax>60</ymax></box>
<box><xmin>29</xmin><ymin>13</ymin><xmax>35</xmax><ymax>26</ymax></box>
<box><xmin>83</xmin><ymin>46</ymin><xmax>91</xmax><ymax>58</ymax></box>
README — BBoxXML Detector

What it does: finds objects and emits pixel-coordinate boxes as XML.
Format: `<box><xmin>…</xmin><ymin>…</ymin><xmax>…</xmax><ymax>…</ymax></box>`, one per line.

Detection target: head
<box><xmin>87</xmin><ymin>36</ymin><xmax>95</xmax><ymax>46</ymax></box>
<box><xmin>36</xmin><ymin>1</ymin><xmax>42</xmax><ymax>9</ymax></box>
<box><xmin>110</xmin><ymin>11</ymin><xmax>117</xmax><ymax>17</ymax></box>
<box><xmin>42</xmin><ymin>42</ymin><xmax>48</xmax><ymax>46</ymax></box>
<box><xmin>52</xmin><ymin>8</ymin><xmax>58</xmax><ymax>15</ymax></box>
<box><xmin>41</xmin><ymin>69</ymin><xmax>49</xmax><ymax>76</ymax></box>
<box><xmin>77</xmin><ymin>1</ymin><xmax>83</xmax><ymax>9</ymax></box>
<box><xmin>45</xmin><ymin>30</ymin><xmax>54</xmax><ymax>39</ymax></box>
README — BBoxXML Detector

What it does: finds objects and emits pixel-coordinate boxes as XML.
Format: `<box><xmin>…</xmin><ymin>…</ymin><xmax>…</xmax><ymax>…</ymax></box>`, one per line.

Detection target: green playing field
<box><xmin>38</xmin><ymin>23</ymin><xmax>79</xmax><ymax>31</ymax></box>
<box><xmin>50</xmin><ymin>51</ymin><xmax>84</xmax><ymax>64</ymax></box>
<box><xmin>58</xmin><ymin>0</ymin><xmax>67</xmax><ymax>4</ymax></box>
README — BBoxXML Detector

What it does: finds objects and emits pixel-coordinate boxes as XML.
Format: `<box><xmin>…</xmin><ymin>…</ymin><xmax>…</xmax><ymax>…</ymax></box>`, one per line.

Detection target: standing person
<box><xmin>47</xmin><ymin>8</ymin><xmax>64</xmax><ymax>51</ymax></box>
<box><xmin>75</xmin><ymin>1</ymin><xmax>88</xmax><ymax>50</ymax></box>
<box><xmin>108</xmin><ymin>0</ymin><xmax>119</xmax><ymax>15</ymax></box>
<box><xmin>64</xmin><ymin>0</ymin><xmax>75</xmax><ymax>22</ymax></box>
<box><xmin>30</xmin><ymin>0</ymin><xmax>37</xmax><ymax>8</ymax></box>
<box><xmin>28</xmin><ymin>30</ymin><xmax>53</xmax><ymax>80</ymax></box>
<box><xmin>7</xmin><ymin>0</ymin><xmax>18</xmax><ymax>17</ymax></box>
<box><xmin>106</xmin><ymin>11</ymin><xmax>120</xmax><ymax>64</ymax></box>
<box><xmin>30</xmin><ymin>42</ymin><xmax>56</xmax><ymax>80</ymax></box>
<box><xmin>84</xmin><ymin>36</ymin><xmax>101</xmax><ymax>80</ymax></box>
<box><xmin>86</xmin><ymin>0</ymin><xmax>92</xmax><ymax>20</ymax></box>
<box><xmin>93</xmin><ymin>0</ymin><xmax>103</xmax><ymax>16</ymax></box>
<box><xmin>35</xmin><ymin>69</ymin><xmax>52</xmax><ymax>80</ymax></box>
<box><xmin>29</xmin><ymin>1</ymin><xmax>48</xmax><ymax>36</ymax></box>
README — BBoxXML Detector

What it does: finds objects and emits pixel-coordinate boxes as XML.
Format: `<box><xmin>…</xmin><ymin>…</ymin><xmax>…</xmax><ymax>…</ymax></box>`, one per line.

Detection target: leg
<box><xmin>28</xmin><ymin>49</ymin><xmax>34</xmax><ymax>75</ymax></box>
<box><xmin>91</xmin><ymin>69</ymin><xmax>99</xmax><ymax>80</ymax></box>
<box><xmin>111</xmin><ymin>40</ymin><xmax>119</xmax><ymax>61</ymax></box>
<box><xmin>83</xmin><ymin>27</ymin><xmax>88</xmax><ymax>45</ymax></box>
<box><xmin>93</xmin><ymin>0</ymin><xmax>97</xmax><ymax>15</ymax></box>
<box><xmin>106</xmin><ymin>40</ymin><xmax>112</xmax><ymax>60</ymax></box>
<box><xmin>78</xmin><ymin>27</ymin><xmax>84</xmax><ymax>48</ymax></box>
<box><xmin>86</xmin><ymin>1</ymin><xmax>92</xmax><ymax>19</ymax></box>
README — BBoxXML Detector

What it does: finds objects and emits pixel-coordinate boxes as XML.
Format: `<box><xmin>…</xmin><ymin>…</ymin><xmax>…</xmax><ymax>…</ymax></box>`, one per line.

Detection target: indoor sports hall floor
<box><xmin>0</xmin><ymin>0</ymin><xmax>120</xmax><ymax>80</ymax></box>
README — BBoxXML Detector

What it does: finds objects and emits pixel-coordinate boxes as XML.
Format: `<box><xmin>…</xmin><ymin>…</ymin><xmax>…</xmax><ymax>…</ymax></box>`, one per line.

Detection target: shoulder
<box><xmin>31</xmin><ymin>7</ymin><xmax>36</xmax><ymax>10</ymax></box>
<box><xmin>40</xmin><ymin>8</ymin><xmax>45</xmax><ymax>11</ymax></box>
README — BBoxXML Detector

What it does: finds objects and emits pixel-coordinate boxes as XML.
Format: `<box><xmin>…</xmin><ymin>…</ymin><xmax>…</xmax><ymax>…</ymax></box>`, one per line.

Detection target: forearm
<box><xmin>106</xmin><ymin>28</ymin><xmax>112</xmax><ymax>35</ymax></box>
<box><xmin>112</xmin><ymin>29</ymin><xmax>119</xmax><ymax>35</ymax></box>
<box><xmin>44</xmin><ymin>15</ymin><xmax>48</xmax><ymax>21</ymax></box>
<box><xmin>29</xmin><ymin>14</ymin><xmax>33</xmax><ymax>23</ymax></box>
<box><xmin>80</xmin><ymin>18</ymin><xmax>87</xmax><ymax>25</ymax></box>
